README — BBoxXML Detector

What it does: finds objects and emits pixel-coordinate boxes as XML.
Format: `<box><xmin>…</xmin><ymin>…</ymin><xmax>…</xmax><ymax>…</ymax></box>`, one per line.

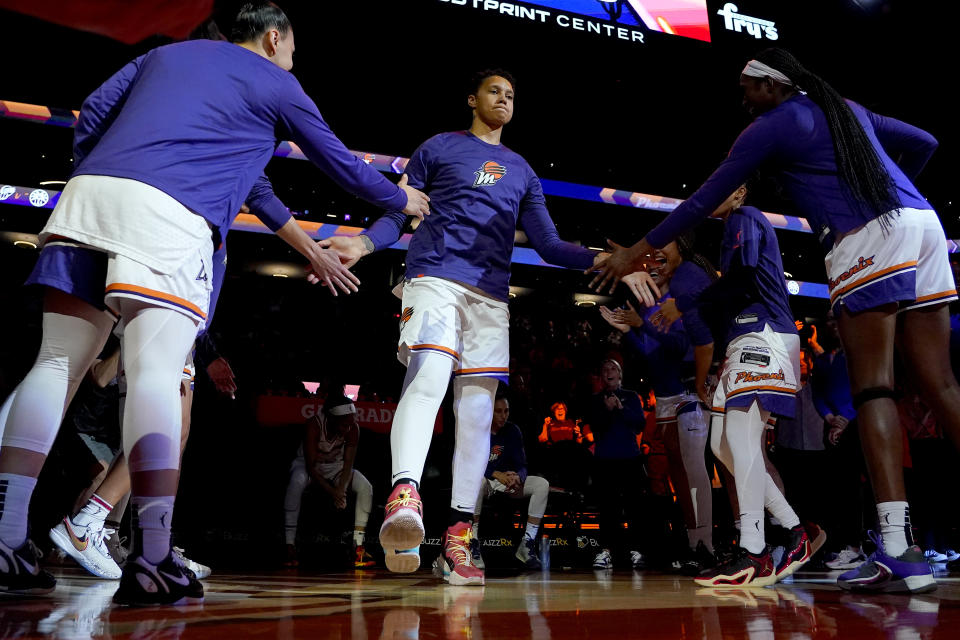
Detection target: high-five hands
<box><xmin>587</xmin><ymin>238</ymin><xmax>656</xmax><ymax>293</ymax></box>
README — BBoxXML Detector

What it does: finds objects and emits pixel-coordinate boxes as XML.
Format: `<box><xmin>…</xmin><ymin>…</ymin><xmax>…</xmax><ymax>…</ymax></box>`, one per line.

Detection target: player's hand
<box><xmin>599</xmin><ymin>305</ymin><xmax>631</xmax><ymax>333</ymax></box>
<box><xmin>206</xmin><ymin>357</ymin><xmax>237</xmax><ymax>399</ymax></box>
<box><xmin>612</xmin><ymin>300</ymin><xmax>644</xmax><ymax>328</ymax></box>
<box><xmin>587</xmin><ymin>238</ymin><xmax>655</xmax><ymax>293</ymax></box>
<box><xmin>698</xmin><ymin>386</ymin><xmax>711</xmax><ymax>406</ymax></box>
<box><xmin>650</xmin><ymin>298</ymin><xmax>682</xmax><ymax>331</ymax></box>
<box><xmin>398</xmin><ymin>174</ymin><xmax>430</xmax><ymax>220</ymax></box>
<box><xmin>504</xmin><ymin>472</ymin><xmax>522</xmax><ymax>493</ymax></box>
<box><xmin>303</xmin><ymin>243</ymin><xmax>361</xmax><ymax>295</ymax></box>
<box><xmin>827</xmin><ymin>425</ymin><xmax>844</xmax><ymax>446</ymax></box>
<box><xmin>317</xmin><ymin>235</ymin><xmax>368</xmax><ymax>269</ymax></box>
<box><xmin>604</xmin><ymin>394</ymin><xmax>623</xmax><ymax>411</ymax></box>
<box><xmin>333</xmin><ymin>487</ymin><xmax>347</xmax><ymax>509</ymax></box>
<box><xmin>621</xmin><ymin>271</ymin><xmax>661</xmax><ymax>308</ymax></box>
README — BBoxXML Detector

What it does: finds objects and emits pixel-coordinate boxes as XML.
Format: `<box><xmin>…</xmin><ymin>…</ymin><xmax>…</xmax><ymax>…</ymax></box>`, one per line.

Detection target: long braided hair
<box><xmin>676</xmin><ymin>231</ymin><xmax>719</xmax><ymax>283</ymax></box>
<box><xmin>753</xmin><ymin>48</ymin><xmax>901</xmax><ymax>218</ymax></box>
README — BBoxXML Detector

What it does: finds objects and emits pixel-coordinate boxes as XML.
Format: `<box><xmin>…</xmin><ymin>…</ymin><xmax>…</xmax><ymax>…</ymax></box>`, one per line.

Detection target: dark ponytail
<box><xmin>676</xmin><ymin>231</ymin><xmax>719</xmax><ymax>283</ymax></box>
<box><xmin>753</xmin><ymin>48</ymin><xmax>901</xmax><ymax>219</ymax></box>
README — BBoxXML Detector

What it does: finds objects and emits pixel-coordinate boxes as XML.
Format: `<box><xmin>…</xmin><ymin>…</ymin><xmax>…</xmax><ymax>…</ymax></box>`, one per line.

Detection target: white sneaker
<box><xmin>924</xmin><ymin>549</ymin><xmax>948</xmax><ymax>563</ymax></box>
<box><xmin>49</xmin><ymin>517</ymin><xmax>122</xmax><ymax>579</ymax></box>
<box><xmin>593</xmin><ymin>549</ymin><xmax>613</xmax><ymax>569</ymax></box>
<box><xmin>946</xmin><ymin>549</ymin><xmax>960</xmax><ymax>562</ymax></box>
<box><xmin>825</xmin><ymin>546</ymin><xmax>866</xmax><ymax>570</ymax></box>
<box><xmin>172</xmin><ymin>546</ymin><xmax>212</xmax><ymax>579</ymax></box>
<box><xmin>630</xmin><ymin>550</ymin><xmax>646</xmax><ymax>569</ymax></box>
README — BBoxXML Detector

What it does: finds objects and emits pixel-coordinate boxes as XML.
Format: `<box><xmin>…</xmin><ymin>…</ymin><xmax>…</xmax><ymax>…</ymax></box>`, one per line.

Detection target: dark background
<box><xmin>0</xmin><ymin>0</ymin><xmax>954</xmax><ymax>565</ymax></box>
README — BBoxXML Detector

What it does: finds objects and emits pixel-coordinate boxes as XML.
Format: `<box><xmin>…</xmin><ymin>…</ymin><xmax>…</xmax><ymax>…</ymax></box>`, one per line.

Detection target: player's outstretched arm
<box><xmin>274</xmin><ymin>218</ymin><xmax>360</xmax><ymax>296</ymax></box>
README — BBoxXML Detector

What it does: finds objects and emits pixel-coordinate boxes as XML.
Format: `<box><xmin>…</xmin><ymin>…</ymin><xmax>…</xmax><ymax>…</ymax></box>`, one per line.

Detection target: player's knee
<box><xmin>527</xmin><ymin>475</ymin><xmax>549</xmax><ymax>497</ymax></box>
<box><xmin>353</xmin><ymin>471</ymin><xmax>372</xmax><ymax>497</ymax></box>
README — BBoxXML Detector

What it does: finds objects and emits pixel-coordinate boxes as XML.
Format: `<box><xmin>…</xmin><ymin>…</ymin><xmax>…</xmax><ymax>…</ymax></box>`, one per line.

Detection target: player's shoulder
<box><xmin>736</xmin><ymin>205</ymin><xmax>769</xmax><ymax>226</ymax></box>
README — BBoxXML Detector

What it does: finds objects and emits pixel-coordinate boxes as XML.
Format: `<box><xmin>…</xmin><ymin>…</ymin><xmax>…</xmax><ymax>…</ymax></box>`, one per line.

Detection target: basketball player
<box><xmin>592</xmin><ymin>48</ymin><xmax>947</xmax><ymax>594</ymax></box>
<box><xmin>321</xmin><ymin>69</ymin><xmax>604</xmax><ymax>585</ymax></box>
<box><xmin>0</xmin><ymin>1</ymin><xmax>428</xmax><ymax>602</ymax></box>
<box><xmin>640</xmin><ymin>185</ymin><xmax>813</xmax><ymax>586</ymax></box>
<box><xmin>283</xmin><ymin>393</ymin><xmax>375</xmax><ymax>569</ymax></box>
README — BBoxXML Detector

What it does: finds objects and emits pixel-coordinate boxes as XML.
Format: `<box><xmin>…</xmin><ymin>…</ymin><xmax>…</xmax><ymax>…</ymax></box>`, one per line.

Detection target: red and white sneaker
<box><xmin>433</xmin><ymin>522</ymin><xmax>484</xmax><ymax>586</ymax></box>
<box><xmin>775</xmin><ymin>525</ymin><xmax>813</xmax><ymax>580</ymax></box>
<box><xmin>379</xmin><ymin>483</ymin><xmax>424</xmax><ymax>573</ymax></box>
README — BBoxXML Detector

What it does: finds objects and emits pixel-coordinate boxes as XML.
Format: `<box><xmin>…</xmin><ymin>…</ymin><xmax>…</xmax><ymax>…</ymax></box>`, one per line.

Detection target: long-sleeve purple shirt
<box><xmin>72</xmin><ymin>39</ymin><xmax>406</xmax><ymax>245</ymax></box>
<box><xmin>676</xmin><ymin>207</ymin><xmax>795</xmax><ymax>344</ymax></box>
<box><xmin>363</xmin><ymin>131</ymin><xmax>596</xmax><ymax>301</ymax></box>
<box><xmin>646</xmin><ymin>95</ymin><xmax>937</xmax><ymax>248</ymax></box>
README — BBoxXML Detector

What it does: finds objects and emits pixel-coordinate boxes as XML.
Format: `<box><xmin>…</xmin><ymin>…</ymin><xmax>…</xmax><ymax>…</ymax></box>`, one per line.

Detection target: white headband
<box><xmin>328</xmin><ymin>403</ymin><xmax>356</xmax><ymax>416</ymax></box>
<box><xmin>741</xmin><ymin>60</ymin><xmax>794</xmax><ymax>87</ymax></box>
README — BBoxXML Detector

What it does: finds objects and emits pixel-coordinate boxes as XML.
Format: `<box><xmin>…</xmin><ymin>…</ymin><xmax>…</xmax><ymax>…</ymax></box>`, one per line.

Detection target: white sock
<box><xmin>877</xmin><ymin>501</ymin><xmax>912</xmax><ymax>558</ymax></box>
<box><xmin>353</xmin><ymin>530</ymin><xmax>365</xmax><ymax>547</ymax></box>
<box><xmin>525</xmin><ymin>521</ymin><xmax>539</xmax><ymax>540</ymax></box>
<box><xmin>134</xmin><ymin>496</ymin><xmax>175</xmax><ymax>564</ymax></box>
<box><xmin>73</xmin><ymin>494</ymin><xmax>113</xmax><ymax>528</ymax></box>
<box><xmin>0</xmin><ymin>474</ymin><xmax>37</xmax><ymax>547</ymax></box>
<box><xmin>390</xmin><ymin>352</ymin><xmax>454</xmax><ymax>485</ymax></box>
<box><xmin>764</xmin><ymin>474</ymin><xmax>800</xmax><ymax>529</ymax></box>
<box><xmin>722</xmin><ymin>402</ymin><xmax>769</xmax><ymax>554</ymax></box>
<box><xmin>472</xmin><ymin>521</ymin><xmax>480</xmax><ymax>540</ymax></box>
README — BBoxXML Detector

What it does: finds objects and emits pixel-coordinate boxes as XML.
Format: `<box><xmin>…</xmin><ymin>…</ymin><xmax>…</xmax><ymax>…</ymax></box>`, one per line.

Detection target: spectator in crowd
<box><xmin>471</xmin><ymin>394</ymin><xmax>550</xmax><ymax>570</ymax></box>
<box><xmin>587</xmin><ymin>359</ymin><xmax>648</xmax><ymax>570</ymax></box>
<box><xmin>283</xmin><ymin>393</ymin><xmax>374</xmax><ymax>569</ymax></box>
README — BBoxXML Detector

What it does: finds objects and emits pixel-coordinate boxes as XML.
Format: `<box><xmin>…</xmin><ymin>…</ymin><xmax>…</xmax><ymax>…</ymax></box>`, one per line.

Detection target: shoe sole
<box><xmin>808</xmin><ymin>529</ymin><xmax>827</xmax><ymax>555</ymax></box>
<box><xmin>113</xmin><ymin>595</ymin><xmax>204</xmax><ymax>607</ymax></box>
<box><xmin>379</xmin><ymin>512</ymin><xmax>424</xmax><ymax>552</ymax></box>
<box><xmin>49</xmin><ymin>526</ymin><xmax>121</xmax><ymax>580</ymax></box>
<box><xmin>0</xmin><ymin>583</ymin><xmax>55</xmax><ymax>595</ymax></box>
<box><xmin>839</xmin><ymin>572</ymin><xmax>937</xmax><ymax>594</ymax></box>
<box><xmin>694</xmin><ymin>568</ymin><xmax>777</xmax><ymax>588</ymax></box>
<box><xmin>384</xmin><ymin>547</ymin><xmax>421</xmax><ymax>573</ymax></box>
<box><xmin>433</xmin><ymin>555</ymin><xmax>484</xmax><ymax>585</ymax></box>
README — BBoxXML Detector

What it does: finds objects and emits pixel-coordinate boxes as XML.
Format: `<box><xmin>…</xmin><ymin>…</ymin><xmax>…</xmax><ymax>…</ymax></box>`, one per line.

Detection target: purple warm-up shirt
<box><xmin>363</xmin><ymin>131</ymin><xmax>596</xmax><ymax>301</ymax></box>
<box><xmin>646</xmin><ymin>95</ymin><xmax>937</xmax><ymax>248</ymax></box>
<box><xmin>72</xmin><ymin>39</ymin><xmax>406</xmax><ymax>245</ymax></box>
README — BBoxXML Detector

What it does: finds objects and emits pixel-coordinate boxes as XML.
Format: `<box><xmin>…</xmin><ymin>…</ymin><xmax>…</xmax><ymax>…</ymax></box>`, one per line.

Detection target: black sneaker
<box><xmin>515</xmin><ymin>536</ymin><xmax>542</xmax><ymax>570</ymax></box>
<box><xmin>112</xmin><ymin>551</ymin><xmax>204</xmax><ymax>606</ymax></box>
<box><xmin>775</xmin><ymin>525</ymin><xmax>812</xmax><ymax>579</ymax></box>
<box><xmin>694</xmin><ymin>546</ymin><xmax>776</xmax><ymax>588</ymax></box>
<box><xmin>680</xmin><ymin>541</ymin><xmax>717</xmax><ymax>577</ymax></box>
<box><xmin>0</xmin><ymin>538</ymin><xmax>56</xmax><ymax>595</ymax></box>
<box><xmin>469</xmin><ymin>537</ymin><xmax>485</xmax><ymax>570</ymax></box>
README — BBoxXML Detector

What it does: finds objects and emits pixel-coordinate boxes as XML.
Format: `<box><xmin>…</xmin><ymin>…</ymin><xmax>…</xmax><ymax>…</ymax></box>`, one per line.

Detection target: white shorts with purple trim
<box><xmin>396</xmin><ymin>276</ymin><xmax>509</xmax><ymax>382</ymax></box>
<box><xmin>712</xmin><ymin>324</ymin><xmax>800</xmax><ymax>419</ymax></box>
<box><xmin>826</xmin><ymin>208</ymin><xmax>957</xmax><ymax>313</ymax></box>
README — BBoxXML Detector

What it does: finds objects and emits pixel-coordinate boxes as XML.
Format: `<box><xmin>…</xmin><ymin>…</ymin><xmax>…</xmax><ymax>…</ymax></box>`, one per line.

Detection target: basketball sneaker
<box><xmin>49</xmin><ymin>517</ymin><xmax>122</xmax><ymax>579</ymax></box>
<box><xmin>694</xmin><ymin>546</ymin><xmax>776</xmax><ymax>588</ymax></box>
<box><xmin>172</xmin><ymin>547</ymin><xmax>211</xmax><ymax>579</ymax></box>
<box><xmin>679</xmin><ymin>541</ymin><xmax>717</xmax><ymax>576</ymax></box>
<box><xmin>470</xmin><ymin>537</ymin><xmax>485</xmax><ymax>570</ymax></box>
<box><xmin>433</xmin><ymin>522</ymin><xmax>484</xmax><ymax>586</ymax></box>
<box><xmin>380</xmin><ymin>483</ymin><xmax>424</xmax><ymax>573</ymax></box>
<box><xmin>0</xmin><ymin>537</ymin><xmax>56</xmax><ymax>595</ymax></box>
<box><xmin>354</xmin><ymin>545</ymin><xmax>376</xmax><ymax>568</ymax></box>
<box><xmin>592</xmin><ymin>549</ymin><xmax>613</xmax><ymax>569</ymax></box>
<box><xmin>112</xmin><ymin>550</ymin><xmax>204</xmax><ymax>606</ymax></box>
<box><xmin>775</xmin><ymin>525</ymin><xmax>813</xmax><ymax>580</ymax></box>
<box><xmin>924</xmin><ymin>549</ymin><xmax>948</xmax><ymax>563</ymax></box>
<box><xmin>838</xmin><ymin>532</ymin><xmax>936</xmax><ymax>594</ymax></box>
<box><xmin>515</xmin><ymin>536</ymin><xmax>542</xmax><ymax>570</ymax></box>
<box><xmin>826</xmin><ymin>546</ymin><xmax>867</xmax><ymax>570</ymax></box>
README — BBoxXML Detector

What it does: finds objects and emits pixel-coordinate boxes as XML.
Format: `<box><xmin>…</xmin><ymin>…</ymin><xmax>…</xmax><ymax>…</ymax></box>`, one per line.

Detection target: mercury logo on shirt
<box><xmin>473</xmin><ymin>161</ymin><xmax>507</xmax><ymax>187</ymax></box>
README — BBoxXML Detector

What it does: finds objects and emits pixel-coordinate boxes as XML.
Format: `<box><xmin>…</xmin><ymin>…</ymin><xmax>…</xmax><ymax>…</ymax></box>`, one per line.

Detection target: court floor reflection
<box><xmin>2</xmin><ymin>567</ymin><xmax>959</xmax><ymax>639</ymax></box>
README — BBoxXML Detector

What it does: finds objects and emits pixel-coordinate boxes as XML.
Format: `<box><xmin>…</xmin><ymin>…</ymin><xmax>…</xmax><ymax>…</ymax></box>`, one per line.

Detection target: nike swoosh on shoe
<box><xmin>64</xmin><ymin>520</ymin><xmax>89</xmax><ymax>552</ymax></box>
<box><xmin>159</xmin><ymin>569</ymin><xmax>191</xmax><ymax>587</ymax></box>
